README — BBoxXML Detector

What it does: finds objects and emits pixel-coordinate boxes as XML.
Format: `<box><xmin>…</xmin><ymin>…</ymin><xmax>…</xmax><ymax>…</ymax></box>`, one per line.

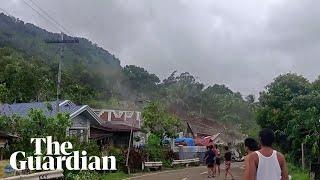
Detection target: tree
<box><xmin>142</xmin><ymin>102</ymin><xmax>182</xmax><ymax>137</ymax></box>
<box><xmin>257</xmin><ymin>73</ymin><xmax>319</xmax><ymax>164</ymax></box>
<box><xmin>257</xmin><ymin>73</ymin><xmax>311</xmax><ymax>130</ymax></box>
<box><xmin>205</xmin><ymin>84</ymin><xmax>234</xmax><ymax>95</ymax></box>
<box><xmin>0</xmin><ymin>83</ymin><xmax>9</xmax><ymax>103</ymax></box>
<box><xmin>159</xmin><ymin>72</ymin><xmax>204</xmax><ymax>113</ymax></box>
<box><xmin>0</xmin><ymin>109</ymin><xmax>71</xmax><ymax>157</ymax></box>
<box><xmin>199</xmin><ymin>85</ymin><xmax>258</xmax><ymax>136</ymax></box>
<box><xmin>245</xmin><ymin>94</ymin><xmax>255</xmax><ymax>103</ymax></box>
<box><xmin>0</xmin><ymin>47</ymin><xmax>101</xmax><ymax>104</ymax></box>
<box><xmin>122</xmin><ymin>65</ymin><xmax>160</xmax><ymax>95</ymax></box>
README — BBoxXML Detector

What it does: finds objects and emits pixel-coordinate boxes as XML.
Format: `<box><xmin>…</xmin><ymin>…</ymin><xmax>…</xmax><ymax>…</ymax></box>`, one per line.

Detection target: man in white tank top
<box><xmin>245</xmin><ymin>129</ymin><xmax>289</xmax><ymax>180</ymax></box>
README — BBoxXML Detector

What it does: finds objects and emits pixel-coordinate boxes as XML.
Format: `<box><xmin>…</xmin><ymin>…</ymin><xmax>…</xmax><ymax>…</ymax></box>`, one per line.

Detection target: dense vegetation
<box><xmin>0</xmin><ymin>110</ymin><xmax>100</xmax><ymax>160</ymax></box>
<box><xmin>0</xmin><ymin>12</ymin><xmax>319</xmax><ymax>178</ymax></box>
<box><xmin>0</xmin><ymin>13</ymin><xmax>122</xmax><ymax>104</ymax></box>
<box><xmin>0</xmin><ymin>13</ymin><xmax>258</xmax><ymax>136</ymax></box>
<box><xmin>142</xmin><ymin>102</ymin><xmax>182</xmax><ymax>137</ymax></box>
<box><xmin>257</xmin><ymin>73</ymin><xmax>320</xmax><ymax>165</ymax></box>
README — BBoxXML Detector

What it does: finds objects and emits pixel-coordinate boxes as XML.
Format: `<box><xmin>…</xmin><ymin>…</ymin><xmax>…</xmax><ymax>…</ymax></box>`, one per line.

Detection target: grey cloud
<box><xmin>0</xmin><ymin>0</ymin><xmax>319</xmax><ymax>95</ymax></box>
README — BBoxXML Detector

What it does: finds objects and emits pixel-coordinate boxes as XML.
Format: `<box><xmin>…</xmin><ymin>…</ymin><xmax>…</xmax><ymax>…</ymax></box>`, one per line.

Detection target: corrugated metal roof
<box><xmin>0</xmin><ymin>100</ymin><xmax>83</xmax><ymax>117</ymax></box>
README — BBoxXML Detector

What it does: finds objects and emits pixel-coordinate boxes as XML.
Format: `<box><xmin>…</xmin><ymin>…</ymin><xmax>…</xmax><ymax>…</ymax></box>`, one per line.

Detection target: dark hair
<box><xmin>259</xmin><ymin>128</ymin><xmax>275</xmax><ymax>147</ymax></box>
<box><xmin>224</xmin><ymin>146</ymin><xmax>229</xmax><ymax>151</ymax></box>
<box><xmin>215</xmin><ymin>144</ymin><xmax>218</xmax><ymax>149</ymax></box>
<box><xmin>244</xmin><ymin>138</ymin><xmax>259</xmax><ymax>151</ymax></box>
<box><xmin>209</xmin><ymin>145</ymin><xmax>213</xmax><ymax>149</ymax></box>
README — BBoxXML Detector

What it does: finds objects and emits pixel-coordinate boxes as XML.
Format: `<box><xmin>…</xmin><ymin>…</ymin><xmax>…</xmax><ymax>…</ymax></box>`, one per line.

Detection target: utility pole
<box><xmin>126</xmin><ymin>99</ymin><xmax>150</xmax><ymax>174</ymax></box>
<box><xmin>57</xmin><ymin>32</ymin><xmax>63</xmax><ymax>112</ymax></box>
<box><xmin>125</xmin><ymin>117</ymin><xmax>134</xmax><ymax>175</ymax></box>
<box><xmin>45</xmin><ymin>32</ymin><xmax>79</xmax><ymax>112</ymax></box>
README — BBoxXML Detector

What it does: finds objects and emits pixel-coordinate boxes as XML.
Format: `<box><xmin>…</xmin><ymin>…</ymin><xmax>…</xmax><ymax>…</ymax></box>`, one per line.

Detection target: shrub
<box><xmin>0</xmin><ymin>110</ymin><xmax>71</xmax><ymax>159</ymax></box>
<box><xmin>105</xmin><ymin>147</ymin><xmax>126</xmax><ymax>172</ymax></box>
<box><xmin>125</xmin><ymin>148</ymin><xmax>147</xmax><ymax>173</ymax></box>
<box><xmin>67</xmin><ymin>137</ymin><xmax>101</xmax><ymax>156</ymax></box>
<box><xmin>145</xmin><ymin>134</ymin><xmax>165</xmax><ymax>161</ymax></box>
<box><xmin>103</xmin><ymin>146</ymin><xmax>147</xmax><ymax>173</ymax></box>
<box><xmin>288</xmin><ymin>163</ymin><xmax>309</xmax><ymax>180</ymax></box>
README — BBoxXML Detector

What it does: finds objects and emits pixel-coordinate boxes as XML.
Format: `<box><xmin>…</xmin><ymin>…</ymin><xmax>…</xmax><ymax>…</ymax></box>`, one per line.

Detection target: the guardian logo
<box><xmin>9</xmin><ymin>136</ymin><xmax>117</xmax><ymax>171</ymax></box>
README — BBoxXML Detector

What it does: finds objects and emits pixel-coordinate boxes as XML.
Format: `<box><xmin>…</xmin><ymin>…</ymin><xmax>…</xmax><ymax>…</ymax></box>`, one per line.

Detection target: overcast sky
<box><xmin>1</xmin><ymin>0</ymin><xmax>320</xmax><ymax>95</ymax></box>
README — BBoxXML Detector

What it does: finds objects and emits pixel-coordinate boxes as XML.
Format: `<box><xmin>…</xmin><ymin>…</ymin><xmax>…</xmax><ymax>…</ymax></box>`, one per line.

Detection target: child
<box><xmin>224</xmin><ymin>146</ymin><xmax>234</xmax><ymax>180</ymax></box>
<box><xmin>205</xmin><ymin>145</ymin><xmax>215</xmax><ymax>178</ymax></box>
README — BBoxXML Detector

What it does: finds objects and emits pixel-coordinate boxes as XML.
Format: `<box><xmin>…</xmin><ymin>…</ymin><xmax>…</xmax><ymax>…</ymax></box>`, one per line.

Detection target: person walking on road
<box><xmin>212</xmin><ymin>143</ymin><xmax>218</xmax><ymax>177</ymax></box>
<box><xmin>215</xmin><ymin>144</ymin><xmax>221</xmax><ymax>176</ymax></box>
<box><xmin>224</xmin><ymin>146</ymin><xmax>235</xmax><ymax>180</ymax></box>
<box><xmin>205</xmin><ymin>145</ymin><xmax>215</xmax><ymax>178</ymax></box>
<box><xmin>245</xmin><ymin>128</ymin><xmax>289</xmax><ymax>180</ymax></box>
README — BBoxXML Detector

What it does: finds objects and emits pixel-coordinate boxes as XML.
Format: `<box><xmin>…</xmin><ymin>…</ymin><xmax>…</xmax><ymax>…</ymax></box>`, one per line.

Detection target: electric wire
<box><xmin>28</xmin><ymin>0</ymin><xmax>72</xmax><ymax>35</ymax></box>
<box><xmin>22</xmin><ymin>0</ymin><xmax>61</xmax><ymax>32</ymax></box>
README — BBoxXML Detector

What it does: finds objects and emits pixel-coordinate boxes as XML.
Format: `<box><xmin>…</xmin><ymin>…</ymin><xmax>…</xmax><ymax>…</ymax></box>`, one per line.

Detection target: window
<box><xmin>69</xmin><ymin>129</ymin><xmax>87</xmax><ymax>142</ymax></box>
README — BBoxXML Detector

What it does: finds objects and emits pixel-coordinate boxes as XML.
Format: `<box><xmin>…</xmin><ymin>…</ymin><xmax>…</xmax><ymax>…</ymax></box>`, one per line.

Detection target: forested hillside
<box><xmin>0</xmin><ymin>13</ymin><xmax>124</xmax><ymax>104</ymax></box>
<box><xmin>0</xmin><ymin>13</ymin><xmax>258</xmax><ymax>136</ymax></box>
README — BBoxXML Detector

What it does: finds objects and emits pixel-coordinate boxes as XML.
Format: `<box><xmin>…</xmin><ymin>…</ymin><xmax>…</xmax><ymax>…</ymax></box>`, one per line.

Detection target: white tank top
<box><xmin>255</xmin><ymin>150</ymin><xmax>281</xmax><ymax>180</ymax></box>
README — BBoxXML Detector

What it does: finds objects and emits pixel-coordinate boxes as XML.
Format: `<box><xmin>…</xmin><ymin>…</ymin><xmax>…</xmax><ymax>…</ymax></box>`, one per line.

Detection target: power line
<box><xmin>0</xmin><ymin>7</ymin><xmax>11</xmax><ymax>16</ymax></box>
<box><xmin>23</xmin><ymin>0</ymin><xmax>79</xmax><ymax>113</ymax></box>
<box><xmin>28</xmin><ymin>0</ymin><xmax>72</xmax><ymax>35</ymax></box>
<box><xmin>46</xmin><ymin>33</ymin><xmax>79</xmax><ymax>112</ymax></box>
<box><xmin>21</xmin><ymin>0</ymin><xmax>61</xmax><ymax>32</ymax></box>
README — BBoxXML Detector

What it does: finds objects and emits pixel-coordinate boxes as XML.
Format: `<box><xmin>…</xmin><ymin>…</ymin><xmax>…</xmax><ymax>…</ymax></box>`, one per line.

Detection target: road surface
<box><xmin>126</xmin><ymin>162</ymin><xmax>244</xmax><ymax>180</ymax></box>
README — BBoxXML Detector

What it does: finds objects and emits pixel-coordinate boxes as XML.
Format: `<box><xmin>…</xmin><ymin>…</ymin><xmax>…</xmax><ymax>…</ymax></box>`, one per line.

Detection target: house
<box><xmin>0</xmin><ymin>100</ymin><xmax>107</xmax><ymax>142</ymax></box>
<box><xmin>0</xmin><ymin>131</ymin><xmax>17</xmax><ymax>160</ymax></box>
<box><xmin>186</xmin><ymin>116</ymin><xmax>224</xmax><ymax>138</ymax></box>
<box><xmin>186</xmin><ymin>116</ymin><xmax>245</xmax><ymax>145</ymax></box>
<box><xmin>94</xmin><ymin>109</ymin><xmax>145</xmax><ymax>148</ymax></box>
<box><xmin>0</xmin><ymin>101</ymin><xmax>146</xmax><ymax>148</ymax></box>
<box><xmin>185</xmin><ymin>115</ymin><xmax>236</xmax><ymax>145</ymax></box>
<box><xmin>94</xmin><ymin>109</ymin><xmax>142</xmax><ymax>128</ymax></box>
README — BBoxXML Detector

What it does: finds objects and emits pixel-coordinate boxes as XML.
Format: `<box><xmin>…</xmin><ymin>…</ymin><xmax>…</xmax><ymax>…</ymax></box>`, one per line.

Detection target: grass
<box><xmin>0</xmin><ymin>160</ymin><xmax>10</xmax><ymax>178</ymax></box>
<box><xmin>101</xmin><ymin>172</ymin><xmax>130</xmax><ymax>180</ymax></box>
<box><xmin>65</xmin><ymin>171</ymin><xmax>130</xmax><ymax>180</ymax></box>
<box><xmin>288</xmin><ymin>163</ymin><xmax>310</xmax><ymax>180</ymax></box>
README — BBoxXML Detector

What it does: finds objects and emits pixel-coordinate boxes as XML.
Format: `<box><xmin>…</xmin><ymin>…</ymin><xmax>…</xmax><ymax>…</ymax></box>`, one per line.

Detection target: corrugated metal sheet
<box><xmin>0</xmin><ymin>100</ymin><xmax>83</xmax><ymax>117</ymax></box>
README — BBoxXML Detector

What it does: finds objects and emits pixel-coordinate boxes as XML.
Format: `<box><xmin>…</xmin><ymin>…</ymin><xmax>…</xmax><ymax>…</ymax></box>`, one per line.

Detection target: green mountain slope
<box><xmin>0</xmin><ymin>13</ymin><xmax>126</xmax><ymax>104</ymax></box>
<box><xmin>0</xmin><ymin>13</ymin><xmax>120</xmax><ymax>68</ymax></box>
<box><xmin>0</xmin><ymin>13</ymin><xmax>259</xmax><ymax>136</ymax></box>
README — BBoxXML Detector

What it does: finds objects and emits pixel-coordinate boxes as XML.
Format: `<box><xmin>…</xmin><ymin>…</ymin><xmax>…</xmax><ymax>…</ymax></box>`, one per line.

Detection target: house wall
<box><xmin>110</xmin><ymin>132</ymin><xmax>130</xmax><ymax>148</ymax></box>
<box><xmin>68</xmin><ymin>114</ymin><xmax>90</xmax><ymax>142</ymax></box>
<box><xmin>96</xmin><ymin>110</ymin><xmax>142</xmax><ymax>128</ymax></box>
<box><xmin>0</xmin><ymin>137</ymin><xmax>6</xmax><ymax>148</ymax></box>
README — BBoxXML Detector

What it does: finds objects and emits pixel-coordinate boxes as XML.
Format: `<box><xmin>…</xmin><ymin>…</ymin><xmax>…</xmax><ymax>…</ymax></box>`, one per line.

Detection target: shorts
<box><xmin>225</xmin><ymin>161</ymin><xmax>231</xmax><ymax>170</ymax></box>
<box><xmin>207</xmin><ymin>163</ymin><xmax>214</xmax><ymax>168</ymax></box>
<box><xmin>216</xmin><ymin>158</ymin><xmax>221</xmax><ymax>165</ymax></box>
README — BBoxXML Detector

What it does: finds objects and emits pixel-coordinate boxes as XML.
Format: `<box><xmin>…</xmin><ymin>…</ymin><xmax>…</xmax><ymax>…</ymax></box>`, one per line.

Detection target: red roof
<box><xmin>99</xmin><ymin>123</ymin><xmax>140</xmax><ymax>132</ymax></box>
